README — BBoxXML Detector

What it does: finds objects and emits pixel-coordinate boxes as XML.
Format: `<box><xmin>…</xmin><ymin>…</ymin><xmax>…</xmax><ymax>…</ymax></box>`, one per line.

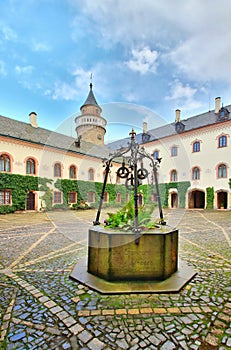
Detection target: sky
<box><xmin>1</xmin><ymin>0</ymin><xmax>231</xmax><ymax>143</ymax></box>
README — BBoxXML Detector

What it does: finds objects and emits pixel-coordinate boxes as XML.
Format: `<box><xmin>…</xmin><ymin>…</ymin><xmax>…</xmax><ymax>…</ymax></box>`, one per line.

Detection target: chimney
<box><xmin>29</xmin><ymin>112</ymin><xmax>38</xmax><ymax>128</ymax></box>
<box><xmin>215</xmin><ymin>97</ymin><xmax>221</xmax><ymax>113</ymax></box>
<box><xmin>143</xmin><ymin>122</ymin><xmax>147</xmax><ymax>133</ymax></box>
<box><xmin>175</xmin><ymin>109</ymin><xmax>181</xmax><ymax>123</ymax></box>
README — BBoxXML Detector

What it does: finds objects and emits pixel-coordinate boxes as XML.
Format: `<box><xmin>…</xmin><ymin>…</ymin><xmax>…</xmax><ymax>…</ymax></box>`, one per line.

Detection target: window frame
<box><xmin>53</xmin><ymin>191</ymin><xmax>62</xmax><ymax>204</ymax></box>
<box><xmin>69</xmin><ymin>165</ymin><xmax>77</xmax><ymax>179</ymax></box>
<box><xmin>170</xmin><ymin>169</ymin><xmax>178</xmax><ymax>182</ymax></box>
<box><xmin>26</xmin><ymin>157</ymin><xmax>36</xmax><ymax>175</ymax></box>
<box><xmin>192</xmin><ymin>167</ymin><xmax>200</xmax><ymax>180</ymax></box>
<box><xmin>192</xmin><ymin>141</ymin><xmax>200</xmax><ymax>153</ymax></box>
<box><xmin>0</xmin><ymin>189</ymin><xmax>12</xmax><ymax>205</ymax></box>
<box><xmin>54</xmin><ymin>162</ymin><xmax>62</xmax><ymax>178</ymax></box>
<box><xmin>68</xmin><ymin>192</ymin><xmax>77</xmax><ymax>204</ymax></box>
<box><xmin>171</xmin><ymin>146</ymin><xmax>178</xmax><ymax>157</ymax></box>
<box><xmin>88</xmin><ymin>168</ymin><xmax>95</xmax><ymax>181</ymax></box>
<box><xmin>217</xmin><ymin>164</ymin><xmax>227</xmax><ymax>178</ymax></box>
<box><xmin>218</xmin><ymin>135</ymin><xmax>227</xmax><ymax>148</ymax></box>
<box><xmin>0</xmin><ymin>153</ymin><xmax>11</xmax><ymax>172</ymax></box>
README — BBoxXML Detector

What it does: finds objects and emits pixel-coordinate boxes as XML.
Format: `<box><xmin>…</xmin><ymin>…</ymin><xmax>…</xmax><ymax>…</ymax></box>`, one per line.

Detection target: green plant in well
<box><xmin>105</xmin><ymin>199</ymin><xmax>158</xmax><ymax>230</ymax></box>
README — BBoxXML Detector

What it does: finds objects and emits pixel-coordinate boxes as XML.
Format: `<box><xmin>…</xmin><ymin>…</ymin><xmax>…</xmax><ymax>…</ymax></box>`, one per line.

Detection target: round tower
<box><xmin>75</xmin><ymin>83</ymin><xmax>107</xmax><ymax>145</ymax></box>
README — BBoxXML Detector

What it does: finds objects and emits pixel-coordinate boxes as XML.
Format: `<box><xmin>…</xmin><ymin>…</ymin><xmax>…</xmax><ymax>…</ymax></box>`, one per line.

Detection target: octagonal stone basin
<box><xmin>87</xmin><ymin>226</ymin><xmax>178</xmax><ymax>281</ymax></box>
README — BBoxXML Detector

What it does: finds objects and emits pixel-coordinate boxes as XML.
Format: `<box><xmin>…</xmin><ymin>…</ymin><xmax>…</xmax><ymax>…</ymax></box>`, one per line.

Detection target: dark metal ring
<box><xmin>125</xmin><ymin>177</ymin><xmax>134</xmax><ymax>191</ymax></box>
<box><xmin>137</xmin><ymin>168</ymin><xmax>148</xmax><ymax>180</ymax></box>
<box><xmin>117</xmin><ymin>166</ymin><xmax>129</xmax><ymax>178</ymax></box>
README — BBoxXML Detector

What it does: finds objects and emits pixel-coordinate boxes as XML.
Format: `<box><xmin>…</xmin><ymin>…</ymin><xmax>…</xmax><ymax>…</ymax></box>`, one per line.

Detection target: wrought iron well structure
<box><xmin>93</xmin><ymin>128</ymin><xmax>165</xmax><ymax>241</ymax></box>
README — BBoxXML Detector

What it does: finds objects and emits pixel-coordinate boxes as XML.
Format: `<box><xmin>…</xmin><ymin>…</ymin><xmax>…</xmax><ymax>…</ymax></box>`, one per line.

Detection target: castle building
<box><xmin>75</xmin><ymin>83</ymin><xmax>107</xmax><ymax>145</ymax></box>
<box><xmin>109</xmin><ymin>97</ymin><xmax>231</xmax><ymax>209</ymax></box>
<box><xmin>0</xmin><ymin>84</ymin><xmax>119</xmax><ymax>212</ymax></box>
<box><xmin>0</xmin><ymin>84</ymin><xmax>230</xmax><ymax>212</ymax></box>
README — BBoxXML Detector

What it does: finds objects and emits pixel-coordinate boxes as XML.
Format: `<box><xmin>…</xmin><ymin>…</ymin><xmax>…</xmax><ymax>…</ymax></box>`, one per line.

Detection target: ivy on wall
<box><xmin>54</xmin><ymin>179</ymin><xmax>130</xmax><ymax>208</ymax></box>
<box><xmin>0</xmin><ymin>173</ymin><xmax>191</xmax><ymax>214</ymax></box>
<box><xmin>0</xmin><ymin>173</ymin><xmax>39</xmax><ymax>213</ymax></box>
<box><xmin>140</xmin><ymin>181</ymin><xmax>190</xmax><ymax>208</ymax></box>
<box><xmin>206</xmin><ymin>187</ymin><xmax>214</xmax><ymax>209</ymax></box>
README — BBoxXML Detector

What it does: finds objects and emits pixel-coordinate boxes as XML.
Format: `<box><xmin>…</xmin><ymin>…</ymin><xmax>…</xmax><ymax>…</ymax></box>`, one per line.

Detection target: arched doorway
<box><xmin>217</xmin><ymin>191</ymin><xmax>227</xmax><ymax>209</ymax></box>
<box><xmin>26</xmin><ymin>191</ymin><xmax>35</xmax><ymax>210</ymax></box>
<box><xmin>171</xmin><ymin>193</ymin><xmax>178</xmax><ymax>208</ymax></box>
<box><xmin>188</xmin><ymin>190</ymin><xmax>205</xmax><ymax>209</ymax></box>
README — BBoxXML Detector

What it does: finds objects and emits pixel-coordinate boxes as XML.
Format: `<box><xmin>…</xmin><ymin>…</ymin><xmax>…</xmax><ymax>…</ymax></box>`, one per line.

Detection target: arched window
<box><xmin>54</xmin><ymin>163</ymin><xmax>62</xmax><ymax>177</ymax></box>
<box><xmin>170</xmin><ymin>169</ymin><xmax>177</xmax><ymax>182</ymax></box>
<box><xmin>26</xmin><ymin>158</ymin><xmax>36</xmax><ymax>175</ymax></box>
<box><xmin>153</xmin><ymin>150</ymin><xmax>159</xmax><ymax>159</ymax></box>
<box><xmin>69</xmin><ymin>165</ymin><xmax>77</xmax><ymax>179</ymax></box>
<box><xmin>0</xmin><ymin>154</ymin><xmax>11</xmax><ymax>172</ymax></box>
<box><xmin>193</xmin><ymin>141</ymin><xmax>200</xmax><ymax>153</ymax></box>
<box><xmin>88</xmin><ymin>168</ymin><xmax>94</xmax><ymax>181</ymax></box>
<box><xmin>192</xmin><ymin>167</ymin><xmax>200</xmax><ymax>180</ymax></box>
<box><xmin>218</xmin><ymin>135</ymin><xmax>227</xmax><ymax>148</ymax></box>
<box><xmin>218</xmin><ymin>164</ymin><xmax>227</xmax><ymax>178</ymax></box>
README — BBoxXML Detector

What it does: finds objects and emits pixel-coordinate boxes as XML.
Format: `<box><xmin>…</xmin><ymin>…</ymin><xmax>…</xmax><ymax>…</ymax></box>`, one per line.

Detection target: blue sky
<box><xmin>1</xmin><ymin>0</ymin><xmax>231</xmax><ymax>142</ymax></box>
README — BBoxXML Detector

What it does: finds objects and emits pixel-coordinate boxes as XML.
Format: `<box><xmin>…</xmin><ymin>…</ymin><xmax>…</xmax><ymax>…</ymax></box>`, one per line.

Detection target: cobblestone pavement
<box><xmin>0</xmin><ymin>209</ymin><xmax>230</xmax><ymax>349</ymax></box>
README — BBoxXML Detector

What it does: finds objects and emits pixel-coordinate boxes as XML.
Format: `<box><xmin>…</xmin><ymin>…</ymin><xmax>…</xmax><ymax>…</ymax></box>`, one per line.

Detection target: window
<box><xmin>0</xmin><ymin>154</ymin><xmax>11</xmax><ymax>172</ymax></box>
<box><xmin>116</xmin><ymin>193</ymin><xmax>121</xmax><ymax>202</ymax></box>
<box><xmin>54</xmin><ymin>163</ymin><xmax>62</xmax><ymax>177</ymax></box>
<box><xmin>218</xmin><ymin>164</ymin><xmax>227</xmax><ymax>178</ymax></box>
<box><xmin>103</xmin><ymin>192</ymin><xmax>109</xmax><ymax>202</ymax></box>
<box><xmin>88</xmin><ymin>168</ymin><xmax>94</xmax><ymax>181</ymax></box>
<box><xmin>218</xmin><ymin>135</ymin><xmax>227</xmax><ymax>148</ymax></box>
<box><xmin>69</xmin><ymin>165</ymin><xmax>77</xmax><ymax>179</ymax></box>
<box><xmin>153</xmin><ymin>150</ymin><xmax>159</xmax><ymax>159</ymax></box>
<box><xmin>26</xmin><ymin>158</ymin><xmax>36</xmax><ymax>175</ymax></box>
<box><xmin>0</xmin><ymin>190</ymin><xmax>11</xmax><ymax>205</ymax></box>
<box><xmin>68</xmin><ymin>192</ymin><xmax>77</xmax><ymax>204</ymax></box>
<box><xmin>192</xmin><ymin>167</ymin><xmax>200</xmax><ymax>180</ymax></box>
<box><xmin>171</xmin><ymin>146</ymin><xmax>177</xmax><ymax>157</ymax></box>
<box><xmin>53</xmin><ymin>191</ymin><xmax>62</xmax><ymax>204</ymax></box>
<box><xmin>170</xmin><ymin>170</ymin><xmax>177</xmax><ymax>182</ymax></box>
<box><xmin>193</xmin><ymin>141</ymin><xmax>200</xmax><ymax>153</ymax></box>
<box><xmin>88</xmin><ymin>192</ymin><xmax>95</xmax><ymax>202</ymax></box>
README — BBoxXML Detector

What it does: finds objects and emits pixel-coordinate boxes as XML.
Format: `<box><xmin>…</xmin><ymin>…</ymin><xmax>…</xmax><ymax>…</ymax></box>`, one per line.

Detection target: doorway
<box><xmin>188</xmin><ymin>190</ymin><xmax>205</xmax><ymax>209</ymax></box>
<box><xmin>217</xmin><ymin>191</ymin><xmax>227</xmax><ymax>209</ymax></box>
<box><xmin>171</xmin><ymin>193</ymin><xmax>178</xmax><ymax>208</ymax></box>
<box><xmin>26</xmin><ymin>191</ymin><xmax>35</xmax><ymax>210</ymax></box>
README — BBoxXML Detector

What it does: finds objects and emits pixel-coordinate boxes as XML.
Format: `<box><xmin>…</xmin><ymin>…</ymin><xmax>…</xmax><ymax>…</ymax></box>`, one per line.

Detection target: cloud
<box><xmin>125</xmin><ymin>47</ymin><xmax>158</xmax><ymax>74</ymax></box>
<box><xmin>70</xmin><ymin>0</ymin><xmax>231</xmax><ymax>83</ymax></box>
<box><xmin>166</xmin><ymin>80</ymin><xmax>197</xmax><ymax>101</ymax></box>
<box><xmin>49</xmin><ymin>81</ymin><xmax>79</xmax><ymax>101</ymax></box>
<box><xmin>31</xmin><ymin>41</ymin><xmax>51</xmax><ymax>52</ymax></box>
<box><xmin>0</xmin><ymin>23</ymin><xmax>17</xmax><ymax>41</ymax></box>
<box><xmin>15</xmin><ymin>65</ymin><xmax>34</xmax><ymax>74</ymax></box>
<box><xmin>165</xmin><ymin>80</ymin><xmax>202</xmax><ymax>111</ymax></box>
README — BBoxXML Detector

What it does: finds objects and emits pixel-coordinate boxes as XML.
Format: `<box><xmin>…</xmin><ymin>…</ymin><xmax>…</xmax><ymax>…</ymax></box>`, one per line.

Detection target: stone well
<box><xmin>87</xmin><ymin>226</ymin><xmax>178</xmax><ymax>281</ymax></box>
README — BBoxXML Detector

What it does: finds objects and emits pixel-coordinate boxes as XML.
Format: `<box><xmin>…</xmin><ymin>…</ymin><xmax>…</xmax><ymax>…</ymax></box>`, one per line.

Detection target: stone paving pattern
<box><xmin>0</xmin><ymin>209</ymin><xmax>230</xmax><ymax>349</ymax></box>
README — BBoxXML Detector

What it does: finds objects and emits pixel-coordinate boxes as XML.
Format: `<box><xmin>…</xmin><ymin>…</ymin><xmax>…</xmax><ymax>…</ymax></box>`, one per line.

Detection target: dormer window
<box><xmin>175</xmin><ymin>121</ymin><xmax>185</xmax><ymax>133</ymax></box>
<box><xmin>217</xmin><ymin>106</ymin><xmax>229</xmax><ymax>121</ymax></box>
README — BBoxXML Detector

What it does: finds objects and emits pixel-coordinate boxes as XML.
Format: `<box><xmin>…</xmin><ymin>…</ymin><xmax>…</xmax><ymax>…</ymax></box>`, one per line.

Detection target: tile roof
<box><xmin>0</xmin><ymin>114</ymin><xmax>109</xmax><ymax>160</ymax></box>
<box><xmin>107</xmin><ymin>104</ymin><xmax>231</xmax><ymax>150</ymax></box>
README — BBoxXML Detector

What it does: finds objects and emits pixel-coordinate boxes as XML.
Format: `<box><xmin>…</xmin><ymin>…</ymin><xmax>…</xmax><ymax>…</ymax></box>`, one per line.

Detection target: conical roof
<box><xmin>81</xmin><ymin>83</ymin><xmax>100</xmax><ymax>109</ymax></box>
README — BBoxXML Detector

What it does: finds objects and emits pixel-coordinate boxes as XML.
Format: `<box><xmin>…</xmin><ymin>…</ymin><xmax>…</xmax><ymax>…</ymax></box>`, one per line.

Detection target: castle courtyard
<box><xmin>0</xmin><ymin>209</ymin><xmax>230</xmax><ymax>349</ymax></box>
